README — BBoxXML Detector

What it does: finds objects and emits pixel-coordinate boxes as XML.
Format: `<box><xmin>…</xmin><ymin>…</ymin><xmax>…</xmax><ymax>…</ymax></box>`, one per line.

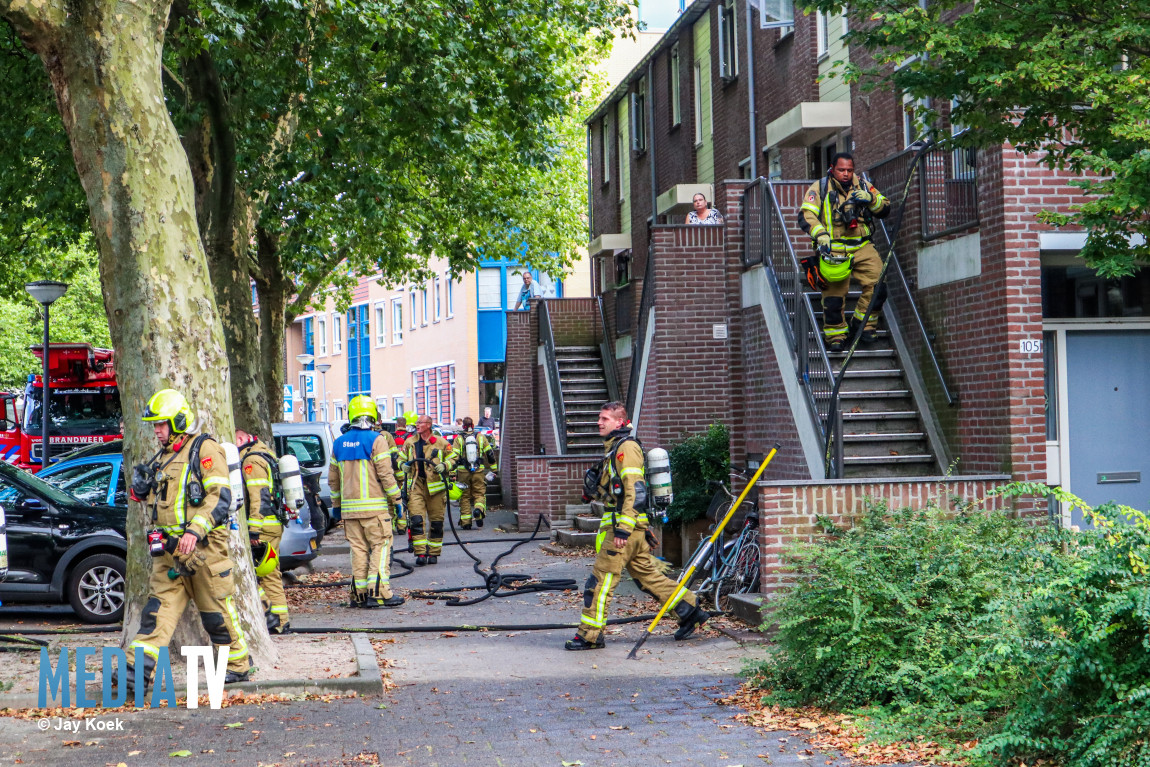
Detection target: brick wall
<box><xmin>515</xmin><ymin>455</ymin><xmax>596</xmax><ymax>531</ymax></box>
<box><xmin>546</xmin><ymin>298</ymin><xmax>597</xmax><ymax>347</ymax></box>
<box><xmin>500</xmin><ymin>308</ymin><xmax>539</xmax><ymax>507</ymax></box>
<box><xmin>757</xmin><ymin>476</ymin><xmax>1013</xmax><ymax>597</ymax></box>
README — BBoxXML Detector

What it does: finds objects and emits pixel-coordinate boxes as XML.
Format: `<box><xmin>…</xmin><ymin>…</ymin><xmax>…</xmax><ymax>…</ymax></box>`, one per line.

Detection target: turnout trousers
<box><xmin>576</xmin><ymin>527</ymin><xmax>698</xmax><ymax>644</ymax></box>
<box><xmin>456</xmin><ymin>468</ymin><xmax>487</xmax><ymax>525</ymax></box>
<box><xmin>407</xmin><ymin>480</ymin><xmax>446</xmax><ymax>556</ymax></box>
<box><xmin>821</xmin><ymin>242</ymin><xmax>883</xmax><ymax>340</ymax></box>
<box><xmin>344</xmin><ymin>513</ymin><xmax>395</xmax><ymax>602</ymax></box>
<box><xmin>256</xmin><ymin>529</ymin><xmax>290</xmax><ymax>631</ymax></box>
<box><xmin>128</xmin><ymin>536</ymin><xmax>250</xmax><ymax>682</ymax></box>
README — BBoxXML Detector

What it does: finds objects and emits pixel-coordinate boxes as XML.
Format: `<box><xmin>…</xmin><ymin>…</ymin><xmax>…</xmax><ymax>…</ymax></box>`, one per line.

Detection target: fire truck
<box><xmin>0</xmin><ymin>344</ymin><xmax>121</xmax><ymax>470</ymax></box>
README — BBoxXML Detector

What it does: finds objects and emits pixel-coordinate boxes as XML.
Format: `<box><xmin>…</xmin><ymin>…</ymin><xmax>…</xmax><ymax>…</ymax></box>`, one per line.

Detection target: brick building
<box><xmin>502</xmin><ymin>0</ymin><xmax>1150</xmax><ymax>595</ymax></box>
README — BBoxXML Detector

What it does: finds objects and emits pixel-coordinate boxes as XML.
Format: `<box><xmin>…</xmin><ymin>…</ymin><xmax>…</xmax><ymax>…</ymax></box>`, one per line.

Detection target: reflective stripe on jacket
<box><xmin>402</xmin><ymin>435</ymin><xmax>450</xmax><ymax>495</ymax></box>
<box><xmin>142</xmin><ymin>432</ymin><xmax>232</xmax><ymax>541</ymax></box>
<box><xmin>328</xmin><ymin>429</ymin><xmax>401</xmax><ymax>519</ymax></box>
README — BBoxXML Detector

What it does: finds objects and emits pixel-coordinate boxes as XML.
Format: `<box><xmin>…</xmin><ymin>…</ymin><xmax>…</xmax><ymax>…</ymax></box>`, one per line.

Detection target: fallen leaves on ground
<box><xmin>0</xmin><ymin>691</ymin><xmax>358</xmax><ymax>720</ymax></box>
<box><xmin>368</xmin><ymin>639</ymin><xmax>400</xmax><ymax>691</ymax></box>
<box><xmin>720</xmin><ymin>685</ymin><xmax>967</xmax><ymax>766</ymax></box>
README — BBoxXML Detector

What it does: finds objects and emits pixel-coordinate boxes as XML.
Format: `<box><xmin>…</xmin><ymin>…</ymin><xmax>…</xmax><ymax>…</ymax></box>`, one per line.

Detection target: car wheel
<box><xmin>67</xmin><ymin>553</ymin><xmax>126</xmax><ymax>624</ymax></box>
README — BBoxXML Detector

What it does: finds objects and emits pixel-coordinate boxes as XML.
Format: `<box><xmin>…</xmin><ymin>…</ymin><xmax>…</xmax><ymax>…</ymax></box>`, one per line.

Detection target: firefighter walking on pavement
<box><xmin>798</xmin><ymin>152</ymin><xmax>891</xmax><ymax>351</ymax></box>
<box><xmin>448</xmin><ymin>416</ymin><xmax>497</xmax><ymax>529</ymax></box>
<box><xmin>124</xmin><ymin>389</ymin><xmax>250</xmax><ymax>691</ymax></box>
<box><xmin>235</xmin><ymin>428</ymin><xmax>290</xmax><ymax>633</ymax></box>
<box><xmin>566</xmin><ymin>401</ymin><xmax>709</xmax><ymax>650</ymax></box>
<box><xmin>402</xmin><ymin>414</ymin><xmax>451</xmax><ymax>566</ymax></box>
<box><xmin>328</xmin><ymin>396</ymin><xmax>405</xmax><ymax>608</ymax></box>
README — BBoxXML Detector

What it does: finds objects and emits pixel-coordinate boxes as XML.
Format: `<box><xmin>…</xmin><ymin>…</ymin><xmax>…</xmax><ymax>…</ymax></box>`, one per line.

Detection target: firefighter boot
<box><xmin>415</xmin><ymin>555</ymin><xmax>427</xmax><ymax>566</ymax></box>
<box><xmin>673</xmin><ymin>602</ymin><xmax>709</xmax><ymax>641</ymax></box>
<box><xmin>564</xmin><ymin>635</ymin><xmax>605</xmax><ymax>651</ymax></box>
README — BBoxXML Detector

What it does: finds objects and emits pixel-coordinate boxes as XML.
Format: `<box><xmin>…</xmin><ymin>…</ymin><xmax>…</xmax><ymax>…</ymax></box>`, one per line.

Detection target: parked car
<box><xmin>271</xmin><ymin>422</ymin><xmax>337</xmax><ymax>531</ymax></box>
<box><xmin>0</xmin><ymin>461</ymin><xmax>127</xmax><ymax>624</ymax></box>
<box><xmin>38</xmin><ymin>443</ymin><xmax>318</xmax><ymax>570</ymax></box>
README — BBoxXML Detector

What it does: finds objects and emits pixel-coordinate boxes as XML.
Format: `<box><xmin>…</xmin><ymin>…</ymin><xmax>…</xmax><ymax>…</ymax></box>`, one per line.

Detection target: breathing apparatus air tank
<box><xmin>464</xmin><ymin>434</ymin><xmax>479</xmax><ymax>467</ymax></box>
<box><xmin>278</xmin><ymin>453</ymin><xmax>305</xmax><ymax>520</ymax></box>
<box><xmin>221</xmin><ymin>442</ymin><xmax>245</xmax><ymax>513</ymax></box>
<box><xmin>646</xmin><ymin>447</ymin><xmax>673</xmax><ymax>509</ymax></box>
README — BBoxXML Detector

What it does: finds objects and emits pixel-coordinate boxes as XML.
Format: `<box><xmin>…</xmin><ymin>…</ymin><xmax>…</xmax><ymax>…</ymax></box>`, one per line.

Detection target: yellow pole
<box><xmin>627</xmin><ymin>443</ymin><xmax>780</xmax><ymax>659</ymax></box>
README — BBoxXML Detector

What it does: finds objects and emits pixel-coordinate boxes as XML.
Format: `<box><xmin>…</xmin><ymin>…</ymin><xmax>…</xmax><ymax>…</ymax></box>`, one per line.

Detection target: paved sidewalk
<box><xmin>0</xmin><ymin>510</ymin><xmax>915</xmax><ymax>766</ymax></box>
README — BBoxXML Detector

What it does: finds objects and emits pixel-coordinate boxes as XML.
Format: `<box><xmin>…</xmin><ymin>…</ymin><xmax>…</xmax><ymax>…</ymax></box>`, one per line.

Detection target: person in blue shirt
<box><xmin>512</xmin><ymin>272</ymin><xmax>542</xmax><ymax>310</ymax></box>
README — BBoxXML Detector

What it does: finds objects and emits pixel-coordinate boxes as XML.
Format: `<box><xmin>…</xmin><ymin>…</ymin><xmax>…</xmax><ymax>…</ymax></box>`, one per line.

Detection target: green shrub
<box><xmin>747</xmin><ymin>485</ymin><xmax>1150</xmax><ymax>766</ymax></box>
<box><xmin>664</xmin><ymin>422</ymin><xmax>729</xmax><ymax>527</ymax></box>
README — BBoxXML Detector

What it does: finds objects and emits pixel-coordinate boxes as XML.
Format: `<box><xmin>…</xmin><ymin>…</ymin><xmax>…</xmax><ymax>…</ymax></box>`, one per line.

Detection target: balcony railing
<box><xmin>625</xmin><ymin>248</ymin><xmax>656</xmax><ymax>416</ymax></box>
<box><xmin>538</xmin><ymin>300</ymin><xmax>568</xmax><ymax>454</ymax></box>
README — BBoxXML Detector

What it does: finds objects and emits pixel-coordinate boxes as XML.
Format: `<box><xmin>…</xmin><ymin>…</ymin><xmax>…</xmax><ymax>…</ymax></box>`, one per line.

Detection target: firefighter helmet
<box><xmin>449</xmin><ymin>482</ymin><xmax>465</xmax><ymax>502</ymax></box>
<box><xmin>348</xmin><ymin>395</ymin><xmax>378</xmax><ymax>428</ymax></box>
<box><xmin>251</xmin><ymin>541</ymin><xmax>279</xmax><ymax>577</ymax></box>
<box><xmin>142</xmin><ymin>389</ymin><xmax>194</xmax><ymax>434</ymax></box>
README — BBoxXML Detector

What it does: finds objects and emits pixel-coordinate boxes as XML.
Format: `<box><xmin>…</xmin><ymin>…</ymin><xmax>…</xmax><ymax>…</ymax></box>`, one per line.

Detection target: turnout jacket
<box><xmin>240</xmin><ymin>438</ymin><xmax>281</xmax><ymax>540</ymax></box>
<box><xmin>799</xmin><ymin>174</ymin><xmax>891</xmax><ymax>256</ymax></box>
<box><xmin>328</xmin><ymin>428</ymin><xmax>401</xmax><ymax>519</ymax></box>
<box><xmin>401</xmin><ymin>434</ymin><xmax>450</xmax><ymax>496</ymax></box>
<box><xmin>447</xmin><ymin>429</ymin><xmax>496</xmax><ymax>473</ymax></box>
<box><xmin>140</xmin><ymin>431</ymin><xmax>232</xmax><ymax>542</ymax></box>
<box><xmin>598</xmin><ymin>427</ymin><xmax>648</xmax><ymax>538</ymax></box>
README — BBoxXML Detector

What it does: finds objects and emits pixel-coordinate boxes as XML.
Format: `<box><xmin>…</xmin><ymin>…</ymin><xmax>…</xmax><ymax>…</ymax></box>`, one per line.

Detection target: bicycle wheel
<box><xmin>732</xmin><ymin>536</ymin><xmax>761</xmax><ymax>594</ymax></box>
<box><xmin>713</xmin><ymin>527</ymin><xmax>756</xmax><ymax>609</ymax></box>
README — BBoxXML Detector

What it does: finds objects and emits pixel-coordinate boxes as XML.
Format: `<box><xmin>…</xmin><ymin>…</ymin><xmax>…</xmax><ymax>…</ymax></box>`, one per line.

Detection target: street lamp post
<box><xmin>25</xmin><ymin>281</ymin><xmax>69</xmax><ymax>466</ymax></box>
<box><xmin>295</xmin><ymin>353</ymin><xmax>314</xmax><ymax>422</ymax></box>
<box><xmin>315</xmin><ymin>363</ymin><xmax>331</xmax><ymax>422</ymax></box>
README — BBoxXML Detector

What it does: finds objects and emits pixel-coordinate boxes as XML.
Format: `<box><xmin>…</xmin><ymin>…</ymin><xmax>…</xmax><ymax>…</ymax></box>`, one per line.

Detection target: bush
<box><xmin>664</xmin><ymin>422</ymin><xmax>729</xmax><ymax>527</ymax></box>
<box><xmin>748</xmin><ymin>485</ymin><xmax>1150</xmax><ymax>767</ymax></box>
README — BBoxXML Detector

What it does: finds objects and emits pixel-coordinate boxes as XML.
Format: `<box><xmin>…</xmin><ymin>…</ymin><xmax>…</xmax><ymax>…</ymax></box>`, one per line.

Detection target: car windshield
<box><xmin>42</xmin><ymin>462</ymin><xmax>114</xmax><ymax>505</ymax></box>
<box><xmin>0</xmin><ymin>461</ymin><xmax>87</xmax><ymax>507</ymax></box>
<box><xmin>24</xmin><ymin>388</ymin><xmax>122</xmax><ymax>436</ymax></box>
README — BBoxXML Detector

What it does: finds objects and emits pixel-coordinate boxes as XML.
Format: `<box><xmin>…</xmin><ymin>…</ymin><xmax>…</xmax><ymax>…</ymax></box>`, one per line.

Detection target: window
<box><xmin>816</xmin><ymin>10</ymin><xmax>829</xmax><ymax>58</ymax></box>
<box><xmin>669</xmin><ymin>44</ymin><xmax>682</xmax><ymax>127</ymax></box>
<box><xmin>374</xmin><ymin>303</ymin><xmax>387</xmax><ymax>346</ymax></box>
<box><xmin>767</xmin><ymin>148</ymin><xmax>783</xmax><ymax>180</ymax></box>
<box><xmin>409</xmin><ymin>289</ymin><xmax>417</xmax><ymax>329</ymax></box>
<box><xmin>718</xmin><ymin>0</ymin><xmax>738</xmax><ymax>80</ymax></box>
<box><xmin>903</xmin><ymin>92</ymin><xmax>931</xmax><ymax>147</ymax></box>
<box><xmin>393</xmin><ymin>396</ymin><xmax>404</xmax><ymax>418</ymax></box>
<box><xmin>332</xmin><ymin>313</ymin><xmax>342</xmax><ymax>354</ymax></box>
<box><xmin>631</xmin><ymin>77</ymin><xmax>647</xmax><ymax>153</ymax></box>
<box><xmin>434</xmin><ymin>278</ymin><xmax>442</xmax><ymax>322</ymax></box>
<box><xmin>446</xmin><ymin>276</ymin><xmax>454</xmax><ymax>317</ymax></box>
<box><xmin>693</xmin><ymin>62</ymin><xmax>704</xmax><ymax>145</ymax></box>
<box><xmin>477</xmin><ymin>268</ymin><xmax>502</xmax><ymax>309</ymax></box>
<box><xmin>375</xmin><ymin>397</ymin><xmax>388</xmax><ymax>420</ymax></box>
<box><xmin>334</xmin><ymin>402</ymin><xmax>345</xmax><ymax>421</ymax></box>
<box><xmin>317</xmin><ymin>317</ymin><xmax>327</xmax><ymax>356</ymax></box>
<box><xmin>841</xmin><ymin>6</ymin><xmax>849</xmax><ymax>35</ymax></box>
<box><xmin>283</xmin><ymin>434</ymin><xmax>325</xmax><ymax>469</ymax></box>
<box><xmin>47</xmin><ymin>462</ymin><xmax>114</xmax><ymax>506</ymax></box>
<box><xmin>420</xmin><ymin>285</ymin><xmax>429</xmax><ymax>326</ymax></box>
<box><xmin>391</xmin><ymin>298</ymin><xmax>404</xmax><ymax>343</ymax></box>
<box><xmin>616</xmin><ymin>127</ymin><xmax>626</xmax><ymax>201</ymax></box>
<box><xmin>600</xmin><ymin>117</ymin><xmax>610</xmax><ymax>185</ymax></box>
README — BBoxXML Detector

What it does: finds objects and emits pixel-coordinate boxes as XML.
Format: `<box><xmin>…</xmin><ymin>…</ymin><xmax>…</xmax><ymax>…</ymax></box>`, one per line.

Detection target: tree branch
<box><xmin>0</xmin><ymin>0</ymin><xmax>68</xmax><ymax>35</ymax></box>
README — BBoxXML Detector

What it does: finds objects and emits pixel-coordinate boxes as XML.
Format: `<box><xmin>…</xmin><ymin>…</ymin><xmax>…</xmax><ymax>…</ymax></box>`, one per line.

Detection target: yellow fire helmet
<box><xmin>348</xmin><ymin>395</ymin><xmax>378</xmax><ymax>425</ymax></box>
<box><xmin>141</xmin><ymin>388</ymin><xmax>194</xmax><ymax>435</ymax></box>
<box><xmin>251</xmin><ymin>541</ymin><xmax>279</xmax><ymax>578</ymax></box>
<box><xmin>448</xmin><ymin>482</ymin><xmax>465</xmax><ymax>502</ymax></box>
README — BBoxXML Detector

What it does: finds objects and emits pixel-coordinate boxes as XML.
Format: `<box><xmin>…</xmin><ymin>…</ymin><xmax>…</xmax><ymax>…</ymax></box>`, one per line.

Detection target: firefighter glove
<box><xmin>850</xmin><ymin>188</ymin><xmax>873</xmax><ymax>205</ymax></box>
<box><xmin>130</xmin><ymin>463</ymin><xmax>154</xmax><ymax>501</ymax></box>
<box><xmin>815</xmin><ymin>233</ymin><xmax>831</xmax><ymax>250</ymax></box>
<box><xmin>644</xmin><ymin>528</ymin><xmax>659</xmax><ymax>549</ymax></box>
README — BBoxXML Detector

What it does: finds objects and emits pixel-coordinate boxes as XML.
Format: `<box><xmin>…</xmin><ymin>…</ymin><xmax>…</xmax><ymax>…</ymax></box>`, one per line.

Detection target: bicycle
<box><xmin>691</xmin><ymin>468</ymin><xmax>761</xmax><ymax>612</ymax></box>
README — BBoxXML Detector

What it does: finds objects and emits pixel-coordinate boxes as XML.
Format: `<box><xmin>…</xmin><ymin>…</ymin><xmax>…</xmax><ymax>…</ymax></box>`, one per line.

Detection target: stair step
<box><xmin>557</xmin><ymin>366</ymin><xmax>605</xmax><ymax>373</ymax></box>
<box><xmin>843</xmin><ymin>432</ymin><xmax>925</xmax><ymax>442</ymax></box>
<box><xmin>843</xmin><ymin>410</ymin><xmax>918</xmax><ymax>420</ymax></box>
<box><xmin>555</xmin><ymin>529</ymin><xmax>598</xmax><ymax>547</ymax></box>
<box><xmin>557</xmin><ymin>346</ymin><xmax>598</xmax><ymax>353</ymax></box>
<box><xmin>575</xmin><ymin>515</ymin><xmax>602</xmax><ymax>532</ymax></box>
<box><xmin>838</xmin><ymin>368</ymin><xmax>903</xmax><ymax>378</ymax></box>
<box><xmin>839</xmin><ymin>389</ymin><xmax>910</xmax><ymax>399</ymax></box>
<box><xmin>843</xmin><ymin>454</ymin><xmax>935</xmax><ymax>465</ymax></box>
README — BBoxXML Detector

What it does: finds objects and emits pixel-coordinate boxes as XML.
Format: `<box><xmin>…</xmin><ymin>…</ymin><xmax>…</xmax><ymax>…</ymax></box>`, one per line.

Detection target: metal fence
<box><xmin>538</xmin><ymin>300</ymin><xmax>568</xmax><ymax>454</ymax></box>
<box><xmin>625</xmin><ymin>247</ymin><xmax>656</xmax><ymax>417</ymax></box>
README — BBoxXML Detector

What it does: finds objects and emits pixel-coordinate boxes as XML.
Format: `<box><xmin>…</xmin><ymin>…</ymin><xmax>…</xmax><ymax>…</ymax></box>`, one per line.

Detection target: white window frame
<box><xmin>841</xmin><ymin>6</ymin><xmax>849</xmax><ymax>35</ymax></box>
<box><xmin>434</xmin><ymin>277</ymin><xmax>442</xmax><ymax>323</ymax></box>
<box><xmin>421</xmin><ymin>285</ymin><xmax>429</xmax><ymax>326</ymax></box>
<box><xmin>718</xmin><ymin>0</ymin><xmax>739</xmax><ymax>80</ymax></box>
<box><xmin>375</xmin><ymin>397</ymin><xmax>388</xmax><ymax>419</ymax></box>
<box><xmin>670</xmin><ymin>44</ymin><xmax>681</xmax><ymax>127</ymax></box>
<box><xmin>393</xmin><ymin>396</ymin><xmax>404</xmax><ymax>418</ymax></box>
<box><xmin>616</xmin><ymin>126</ymin><xmax>626</xmax><ymax>202</ymax></box>
<box><xmin>446</xmin><ymin>275</ymin><xmax>454</xmax><ymax>318</ymax></box>
<box><xmin>693</xmin><ymin>62</ymin><xmax>704</xmax><ymax>147</ymax></box>
<box><xmin>767</xmin><ymin>147</ymin><xmax>783</xmax><ymax>180</ymax></box>
<box><xmin>332</xmin><ymin>313</ymin><xmax>343</xmax><ymax>355</ymax></box>
<box><xmin>409</xmin><ymin>289</ymin><xmax>417</xmax><ymax>330</ymax></box>
<box><xmin>391</xmin><ymin>298</ymin><xmax>404</xmax><ymax>344</ymax></box>
<box><xmin>631</xmin><ymin>77</ymin><xmax>647</xmax><ymax>153</ymax></box>
<box><xmin>816</xmin><ymin>10</ymin><xmax>829</xmax><ymax>59</ymax></box>
<box><xmin>600</xmin><ymin>117</ymin><xmax>610</xmax><ymax>185</ymax></box>
<box><xmin>316</xmin><ymin>317</ymin><xmax>328</xmax><ymax>357</ymax></box>
<box><xmin>374</xmin><ymin>302</ymin><xmax>387</xmax><ymax>347</ymax></box>
<box><xmin>903</xmin><ymin>92</ymin><xmax>931</xmax><ymax>148</ymax></box>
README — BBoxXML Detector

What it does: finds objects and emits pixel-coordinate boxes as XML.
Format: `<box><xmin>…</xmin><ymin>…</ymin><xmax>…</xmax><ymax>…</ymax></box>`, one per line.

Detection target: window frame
<box><xmin>434</xmin><ymin>277</ymin><xmax>442</xmax><ymax>323</ymax></box>
<box><xmin>600</xmin><ymin>117</ymin><xmax>611</xmax><ymax>186</ymax></box>
<box><xmin>446</xmin><ymin>275</ymin><xmax>454</xmax><ymax>317</ymax></box>
<box><xmin>617</xmin><ymin>124</ymin><xmax>626</xmax><ymax>202</ymax></box>
<box><xmin>391</xmin><ymin>298</ymin><xmax>404</xmax><ymax>344</ymax></box>
<box><xmin>718</xmin><ymin>0</ymin><xmax>739</xmax><ymax>81</ymax></box>
<box><xmin>316</xmin><ymin>316</ymin><xmax>328</xmax><ymax>357</ymax></box>
<box><xmin>331</xmin><ymin>313</ymin><xmax>342</xmax><ymax>355</ymax></box>
<box><xmin>409</xmin><ymin>289</ymin><xmax>417</xmax><ymax>330</ymax></box>
<box><xmin>631</xmin><ymin>77</ymin><xmax>647</xmax><ymax>153</ymax></box>
<box><xmin>816</xmin><ymin>9</ymin><xmax>829</xmax><ymax>59</ymax></box>
<box><xmin>693</xmin><ymin>62</ymin><xmax>704</xmax><ymax>147</ymax></box>
<box><xmin>421</xmin><ymin>285</ymin><xmax>429</xmax><ymax>326</ymax></box>
<box><xmin>669</xmin><ymin>43</ymin><xmax>682</xmax><ymax>127</ymax></box>
<box><xmin>374</xmin><ymin>301</ymin><xmax>387</xmax><ymax>347</ymax></box>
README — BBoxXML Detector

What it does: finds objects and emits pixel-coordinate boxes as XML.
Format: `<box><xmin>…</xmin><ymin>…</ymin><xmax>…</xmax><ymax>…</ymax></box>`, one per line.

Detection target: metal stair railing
<box><xmin>597</xmin><ymin>295</ymin><xmax>622</xmax><ymax>403</ymax></box>
<box><xmin>744</xmin><ymin>177</ymin><xmax>841</xmax><ymax>474</ymax></box>
<box><xmin>625</xmin><ymin>246</ymin><xmax>656</xmax><ymax>416</ymax></box>
<box><xmin>538</xmin><ymin>299</ymin><xmax>568</xmax><ymax>454</ymax></box>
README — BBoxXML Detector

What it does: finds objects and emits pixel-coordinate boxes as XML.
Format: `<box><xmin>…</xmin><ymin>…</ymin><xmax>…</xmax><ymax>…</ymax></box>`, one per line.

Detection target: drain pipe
<box><xmin>745</xmin><ymin>0</ymin><xmax>758</xmax><ymax>178</ymax></box>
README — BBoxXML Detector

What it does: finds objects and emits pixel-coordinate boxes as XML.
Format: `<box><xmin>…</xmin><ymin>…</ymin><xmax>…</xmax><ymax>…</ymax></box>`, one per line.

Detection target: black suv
<box><xmin>0</xmin><ymin>461</ymin><xmax>127</xmax><ymax>624</ymax></box>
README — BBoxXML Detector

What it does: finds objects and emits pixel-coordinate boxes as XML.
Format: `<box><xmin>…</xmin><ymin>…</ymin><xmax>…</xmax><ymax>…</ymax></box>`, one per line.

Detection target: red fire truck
<box><xmin>0</xmin><ymin>344</ymin><xmax>120</xmax><ymax>470</ymax></box>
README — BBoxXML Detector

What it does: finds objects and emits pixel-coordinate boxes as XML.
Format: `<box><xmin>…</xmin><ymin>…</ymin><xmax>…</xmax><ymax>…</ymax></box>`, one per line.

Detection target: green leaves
<box><xmin>665</xmin><ymin>423</ymin><xmax>730</xmax><ymax>527</ymax></box>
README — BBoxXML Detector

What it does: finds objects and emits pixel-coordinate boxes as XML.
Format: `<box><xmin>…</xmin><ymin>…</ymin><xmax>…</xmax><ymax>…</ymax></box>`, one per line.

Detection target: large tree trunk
<box><xmin>255</xmin><ymin>227</ymin><xmax>288</xmax><ymax>424</ymax></box>
<box><xmin>180</xmin><ymin>46</ymin><xmax>272</xmax><ymax>438</ymax></box>
<box><xmin>2</xmin><ymin>0</ymin><xmax>275</xmax><ymax>668</ymax></box>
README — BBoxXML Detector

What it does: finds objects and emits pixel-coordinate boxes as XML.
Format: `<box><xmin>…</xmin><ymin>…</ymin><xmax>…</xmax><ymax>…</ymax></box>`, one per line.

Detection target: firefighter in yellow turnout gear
<box><xmin>235</xmin><ymin>429</ymin><xmax>290</xmax><ymax>633</ymax></box>
<box><xmin>566</xmin><ymin>402</ymin><xmax>709</xmax><ymax>650</ymax></box>
<box><xmin>402</xmin><ymin>414</ymin><xmax>450</xmax><ymax>566</ymax></box>
<box><xmin>447</xmin><ymin>417</ymin><xmax>496</xmax><ymax>529</ymax></box>
<box><xmin>328</xmin><ymin>396</ymin><xmax>405</xmax><ymax>608</ymax></box>
<box><xmin>798</xmin><ymin>152</ymin><xmax>891</xmax><ymax>351</ymax></box>
<box><xmin>125</xmin><ymin>389</ymin><xmax>250</xmax><ymax>690</ymax></box>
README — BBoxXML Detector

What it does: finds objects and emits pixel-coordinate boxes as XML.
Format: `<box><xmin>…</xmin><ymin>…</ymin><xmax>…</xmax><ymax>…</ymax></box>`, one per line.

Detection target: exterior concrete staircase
<box><xmin>555</xmin><ymin>345</ymin><xmax>608</xmax><ymax>457</ymax></box>
<box><xmin>812</xmin><ymin>289</ymin><xmax>936</xmax><ymax>477</ymax></box>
